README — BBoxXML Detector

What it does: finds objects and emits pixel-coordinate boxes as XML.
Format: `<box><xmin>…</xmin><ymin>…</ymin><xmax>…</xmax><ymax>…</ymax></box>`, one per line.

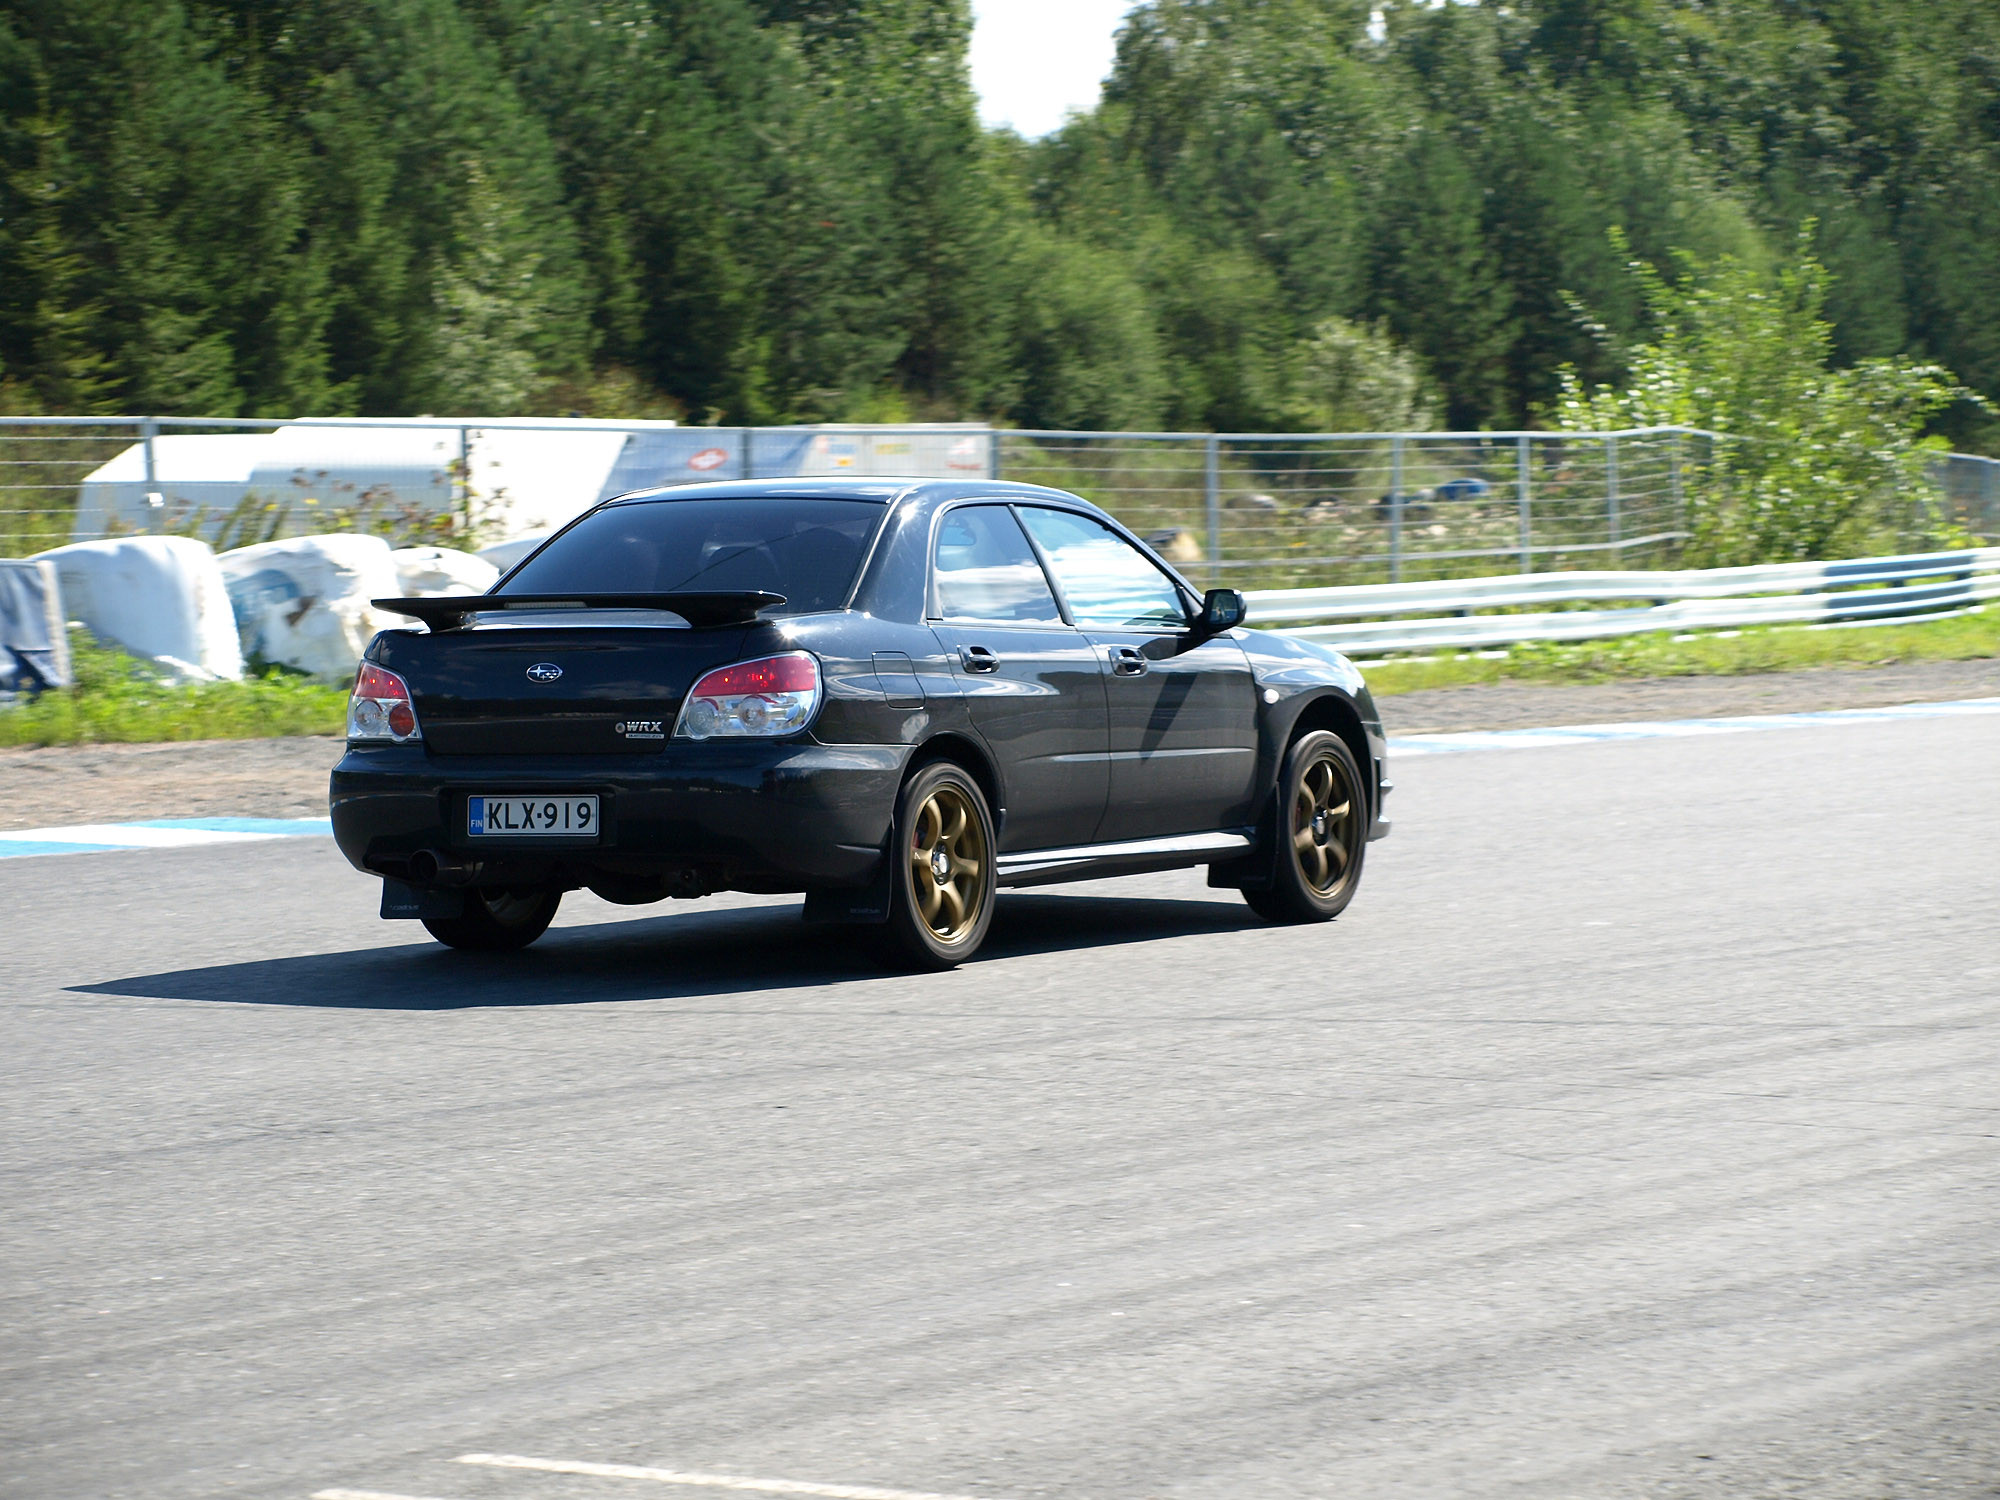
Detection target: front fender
<box><xmin>1236</xmin><ymin>626</ymin><xmax>1390</xmax><ymax>839</ymax></box>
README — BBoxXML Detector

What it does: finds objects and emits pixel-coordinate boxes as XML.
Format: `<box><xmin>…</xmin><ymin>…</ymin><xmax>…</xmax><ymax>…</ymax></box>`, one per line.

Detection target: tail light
<box><xmin>348</xmin><ymin>661</ymin><xmax>422</xmax><ymax>743</ymax></box>
<box><xmin>676</xmin><ymin>651</ymin><xmax>821</xmax><ymax>739</ymax></box>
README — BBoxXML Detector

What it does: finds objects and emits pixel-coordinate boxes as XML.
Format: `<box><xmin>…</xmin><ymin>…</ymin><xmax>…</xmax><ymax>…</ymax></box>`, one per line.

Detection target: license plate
<box><xmin>467</xmin><ymin>795</ymin><xmax>599</xmax><ymax>838</ymax></box>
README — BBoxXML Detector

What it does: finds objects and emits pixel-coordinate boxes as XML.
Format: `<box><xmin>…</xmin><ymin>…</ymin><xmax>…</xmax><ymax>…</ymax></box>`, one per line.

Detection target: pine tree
<box><xmin>1368</xmin><ymin>130</ymin><xmax>1518</xmax><ymax>428</ymax></box>
<box><xmin>0</xmin><ymin>92</ymin><xmax>116</xmax><ymax>411</ymax></box>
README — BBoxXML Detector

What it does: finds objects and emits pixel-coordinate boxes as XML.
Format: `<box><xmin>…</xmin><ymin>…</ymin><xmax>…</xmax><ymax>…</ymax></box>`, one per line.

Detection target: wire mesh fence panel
<box><xmin>39</xmin><ymin>417</ymin><xmax>695</xmax><ymax>554</ymax></box>
<box><xmin>998</xmin><ymin>429</ymin><xmax>1701</xmax><ymax>586</ymax></box>
<box><xmin>1936</xmin><ymin>453</ymin><xmax>2000</xmax><ymax>543</ymax></box>
<box><xmin>1525</xmin><ymin>431</ymin><xmax>1689</xmax><ymax>569</ymax></box>
<box><xmin>993</xmin><ymin>432</ymin><xmax>1214</xmax><ymax>554</ymax></box>
<box><xmin>1211</xmin><ymin>436</ymin><xmax>1397</xmax><ymax>585</ymax></box>
<box><xmin>2</xmin><ymin>416</ymin><xmax>481</xmax><ymax>554</ymax></box>
<box><xmin>114</xmin><ymin>418</ymin><xmax>325</xmax><ymax>549</ymax></box>
<box><xmin>1283</xmin><ymin>435</ymin><xmax>1549</xmax><ymax>583</ymax></box>
<box><xmin>274</xmin><ymin>421</ymin><xmax>467</xmax><ymax>547</ymax></box>
<box><xmin>0</xmin><ymin>420</ymin><xmax>147</xmax><ymax>557</ymax></box>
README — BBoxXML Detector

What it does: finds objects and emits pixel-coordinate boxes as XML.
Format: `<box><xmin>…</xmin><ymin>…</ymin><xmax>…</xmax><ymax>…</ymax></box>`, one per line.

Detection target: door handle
<box><xmin>959</xmin><ymin>644</ymin><xmax>999</xmax><ymax>673</ymax></box>
<box><xmin>1110</xmin><ymin>646</ymin><xmax>1148</xmax><ymax>676</ymax></box>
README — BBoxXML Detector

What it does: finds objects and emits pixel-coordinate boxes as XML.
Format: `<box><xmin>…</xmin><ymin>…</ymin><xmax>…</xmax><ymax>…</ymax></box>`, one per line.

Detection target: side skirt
<box><xmin>995</xmin><ymin>830</ymin><xmax>1257</xmax><ymax>889</ymax></box>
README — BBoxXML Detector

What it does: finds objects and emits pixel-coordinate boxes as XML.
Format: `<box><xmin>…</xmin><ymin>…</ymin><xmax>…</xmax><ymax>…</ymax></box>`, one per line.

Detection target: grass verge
<box><xmin>1</xmin><ymin>629</ymin><xmax>347</xmax><ymax>748</ymax></box>
<box><xmin>1362</xmin><ymin>606</ymin><xmax>2000</xmax><ymax>696</ymax></box>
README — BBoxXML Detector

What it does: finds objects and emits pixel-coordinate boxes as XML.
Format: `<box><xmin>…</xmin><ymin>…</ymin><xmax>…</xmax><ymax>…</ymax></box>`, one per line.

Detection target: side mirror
<box><xmin>1198</xmin><ymin>587</ymin><xmax>1247</xmax><ymax>634</ymax></box>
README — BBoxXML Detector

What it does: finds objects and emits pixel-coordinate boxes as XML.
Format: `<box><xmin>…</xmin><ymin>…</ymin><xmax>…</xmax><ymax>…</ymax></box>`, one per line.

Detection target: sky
<box><xmin>968</xmin><ymin>0</ymin><xmax>1141</xmax><ymax>138</ymax></box>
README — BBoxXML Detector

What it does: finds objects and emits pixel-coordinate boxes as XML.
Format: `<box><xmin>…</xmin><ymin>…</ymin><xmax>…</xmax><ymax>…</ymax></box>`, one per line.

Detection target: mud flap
<box><xmin>381</xmin><ymin>878</ymin><xmax>465</xmax><ymax>921</ymax></box>
<box><xmin>801</xmin><ymin>842</ymin><xmax>894</xmax><ymax>925</ymax></box>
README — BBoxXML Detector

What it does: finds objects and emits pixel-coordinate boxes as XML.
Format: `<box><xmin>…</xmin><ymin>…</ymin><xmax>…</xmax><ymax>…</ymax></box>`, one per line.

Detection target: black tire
<box><xmin>875</xmin><ymin>760</ymin><xmax>998</xmax><ymax>970</ymax></box>
<box><xmin>1242</xmin><ymin>730</ymin><xmax>1367</xmax><ymax>924</ymax></box>
<box><xmin>421</xmin><ymin>886</ymin><xmax>562</xmax><ymax>951</ymax></box>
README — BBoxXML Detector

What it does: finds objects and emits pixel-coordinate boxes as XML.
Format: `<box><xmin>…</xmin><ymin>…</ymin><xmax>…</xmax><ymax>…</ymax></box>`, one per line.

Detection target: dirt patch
<box><xmin>1378</xmin><ymin>657</ymin><xmax>2000</xmax><ymax>734</ymax></box>
<box><xmin>4</xmin><ymin>657</ymin><xmax>1997</xmax><ymax>828</ymax></box>
<box><xmin>0</xmin><ymin>737</ymin><xmax>342</xmax><ymax>830</ymax></box>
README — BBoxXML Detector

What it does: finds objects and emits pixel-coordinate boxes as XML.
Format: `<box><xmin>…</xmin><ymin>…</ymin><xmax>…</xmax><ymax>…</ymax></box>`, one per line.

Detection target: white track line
<box><xmin>0</xmin><ymin>815</ymin><xmax>334</xmax><ymax>859</ymax></box>
<box><xmin>313</xmin><ymin>1490</ymin><xmax>462</xmax><ymax>1500</ymax></box>
<box><xmin>1388</xmin><ymin>694</ymin><xmax>2000</xmax><ymax>757</ymax></box>
<box><xmin>0</xmin><ymin>823</ymin><xmax>283</xmax><ymax>848</ymax></box>
<box><xmin>457</xmin><ymin>1452</ymin><xmax>1012</xmax><ymax>1500</ymax></box>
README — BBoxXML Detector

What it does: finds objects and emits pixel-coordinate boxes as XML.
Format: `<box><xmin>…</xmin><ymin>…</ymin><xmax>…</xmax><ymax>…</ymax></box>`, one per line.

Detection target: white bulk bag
<box><xmin>0</xmin><ymin>558</ymin><xmax>71</xmax><ymax>691</ymax></box>
<box><xmin>477</xmin><ymin>531</ymin><xmax>553</xmax><ymax>576</ymax></box>
<box><xmin>36</xmin><ymin>536</ymin><xmax>243</xmax><ymax>681</ymax></box>
<box><xmin>219</xmin><ymin>533</ymin><xmax>400</xmax><ymax>679</ymax></box>
<box><xmin>391</xmin><ymin>545</ymin><xmax>499</xmax><ymax>598</ymax></box>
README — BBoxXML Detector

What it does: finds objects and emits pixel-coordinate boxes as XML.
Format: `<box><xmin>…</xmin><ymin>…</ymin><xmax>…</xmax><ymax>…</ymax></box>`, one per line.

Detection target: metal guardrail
<box><xmin>1246</xmin><ymin>548</ymin><xmax>2000</xmax><ymax>655</ymax></box>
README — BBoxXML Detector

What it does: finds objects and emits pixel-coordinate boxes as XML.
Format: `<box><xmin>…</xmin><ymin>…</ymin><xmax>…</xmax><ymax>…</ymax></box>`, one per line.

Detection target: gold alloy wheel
<box><xmin>1292</xmin><ymin>751</ymin><xmax>1356</xmax><ymax>896</ymax></box>
<box><xmin>908</xmin><ymin>781</ymin><xmax>988</xmax><ymax>944</ymax></box>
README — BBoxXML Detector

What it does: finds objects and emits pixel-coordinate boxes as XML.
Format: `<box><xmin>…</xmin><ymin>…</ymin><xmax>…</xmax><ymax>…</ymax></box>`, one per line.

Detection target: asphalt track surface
<box><xmin>5</xmin><ymin>714</ymin><xmax>1998</xmax><ymax>1500</ymax></box>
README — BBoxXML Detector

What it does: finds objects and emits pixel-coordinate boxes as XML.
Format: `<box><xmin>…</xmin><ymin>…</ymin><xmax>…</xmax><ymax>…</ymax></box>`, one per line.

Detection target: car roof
<box><xmin>602</xmin><ymin>477</ymin><xmax>1092</xmax><ymax>509</ymax></box>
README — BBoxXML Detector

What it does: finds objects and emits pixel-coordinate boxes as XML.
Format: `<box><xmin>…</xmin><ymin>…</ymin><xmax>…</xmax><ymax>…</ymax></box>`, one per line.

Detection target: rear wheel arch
<box><xmin>905</xmin><ymin>731</ymin><xmax>1003</xmax><ymax>822</ymax></box>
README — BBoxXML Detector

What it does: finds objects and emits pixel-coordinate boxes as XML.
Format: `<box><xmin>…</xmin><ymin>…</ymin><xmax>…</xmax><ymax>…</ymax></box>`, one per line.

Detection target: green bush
<box><xmin>1551</xmin><ymin>228</ymin><xmax>1979</xmax><ymax>564</ymax></box>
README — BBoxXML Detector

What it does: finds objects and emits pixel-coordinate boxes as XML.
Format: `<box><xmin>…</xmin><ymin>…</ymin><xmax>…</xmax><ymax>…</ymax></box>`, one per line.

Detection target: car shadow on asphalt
<box><xmin>70</xmin><ymin>890</ymin><xmax>1265</xmax><ymax>1009</ymax></box>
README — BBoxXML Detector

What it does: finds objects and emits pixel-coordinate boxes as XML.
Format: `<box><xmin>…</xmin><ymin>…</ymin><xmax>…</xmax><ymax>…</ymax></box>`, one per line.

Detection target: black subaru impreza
<box><xmin>331</xmin><ymin>478</ymin><xmax>1389</xmax><ymax>968</ymax></box>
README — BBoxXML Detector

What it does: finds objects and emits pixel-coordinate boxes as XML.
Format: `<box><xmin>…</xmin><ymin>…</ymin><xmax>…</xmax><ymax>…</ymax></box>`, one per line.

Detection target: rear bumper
<box><xmin>329</xmin><ymin>739</ymin><xmax>906</xmax><ymax>893</ymax></box>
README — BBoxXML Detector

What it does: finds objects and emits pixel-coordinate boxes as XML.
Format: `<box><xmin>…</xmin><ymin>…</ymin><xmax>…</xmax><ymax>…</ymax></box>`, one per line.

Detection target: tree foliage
<box><xmin>0</xmin><ymin>0</ymin><xmax>1994</xmax><ymax>464</ymax></box>
<box><xmin>1289</xmin><ymin>317</ymin><xmax>1435</xmax><ymax>433</ymax></box>
<box><xmin>1553</xmin><ymin>229</ymin><xmax>1972</xmax><ymax>562</ymax></box>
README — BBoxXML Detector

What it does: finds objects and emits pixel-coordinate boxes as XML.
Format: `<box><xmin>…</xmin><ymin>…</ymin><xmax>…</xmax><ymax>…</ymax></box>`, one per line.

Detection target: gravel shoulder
<box><xmin>2</xmin><ymin>656</ymin><xmax>1995</xmax><ymax>829</ymax></box>
<box><xmin>0</xmin><ymin>736</ymin><xmax>342</xmax><ymax>830</ymax></box>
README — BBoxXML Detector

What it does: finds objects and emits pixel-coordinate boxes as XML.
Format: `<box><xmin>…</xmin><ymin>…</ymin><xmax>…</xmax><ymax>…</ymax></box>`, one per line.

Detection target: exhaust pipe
<box><xmin>407</xmin><ymin>849</ymin><xmax>483</xmax><ymax>887</ymax></box>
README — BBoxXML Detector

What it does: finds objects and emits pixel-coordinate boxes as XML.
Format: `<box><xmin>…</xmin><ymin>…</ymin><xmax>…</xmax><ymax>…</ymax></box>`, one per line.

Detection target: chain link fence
<box><xmin>996</xmin><ymin>428</ymin><xmax>1710</xmax><ymax>587</ymax></box>
<box><xmin>1935</xmin><ymin>451</ymin><xmax>2000</xmax><ymax>545</ymax></box>
<box><xmin>4</xmin><ymin>416</ymin><xmax>1995</xmax><ymax>589</ymax></box>
<box><xmin>0</xmin><ymin>417</ymin><xmax>150</xmax><ymax>558</ymax></box>
<box><xmin>0</xmin><ymin>416</ymin><xmax>473</xmax><ymax>557</ymax></box>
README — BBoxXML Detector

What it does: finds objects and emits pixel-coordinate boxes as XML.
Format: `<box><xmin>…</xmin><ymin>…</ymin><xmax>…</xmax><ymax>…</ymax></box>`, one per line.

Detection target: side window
<box><xmin>1017</xmin><ymin>508</ymin><xmax>1189</xmax><ymax>629</ymax></box>
<box><xmin>932</xmin><ymin>506</ymin><xmax>1065</xmax><ymax>624</ymax></box>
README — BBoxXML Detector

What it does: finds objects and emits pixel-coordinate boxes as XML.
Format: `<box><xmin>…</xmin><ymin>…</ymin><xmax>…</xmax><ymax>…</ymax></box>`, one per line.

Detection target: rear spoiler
<box><xmin>373</xmin><ymin>591</ymin><xmax>786</xmax><ymax>631</ymax></box>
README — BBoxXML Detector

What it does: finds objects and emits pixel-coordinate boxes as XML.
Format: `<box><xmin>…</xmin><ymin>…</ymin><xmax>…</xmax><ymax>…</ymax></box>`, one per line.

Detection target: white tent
<box><xmin>74</xmin><ymin>420</ymin><xmax>661</xmax><ymax>545</ymax></box>
<box><xmin>72</xmin><ymin>434</ymin><xmax>264</xmax><ymax>537</ymax></box>
<box><xmin>459</xmin><ymin>423</ymin><xmax>633</xmax><ymax>533</ymax></box>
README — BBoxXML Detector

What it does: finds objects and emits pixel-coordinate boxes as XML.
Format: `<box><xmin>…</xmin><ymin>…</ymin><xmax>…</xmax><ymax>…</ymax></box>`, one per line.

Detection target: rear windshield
<box><xmin>499</xmin><ymin>497</ymin><xmax>884</xmax><ymax>614</ymax></box>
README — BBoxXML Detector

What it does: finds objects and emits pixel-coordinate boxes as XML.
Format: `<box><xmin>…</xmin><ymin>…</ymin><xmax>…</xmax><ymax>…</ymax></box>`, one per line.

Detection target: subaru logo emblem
<box><xmin>526</xmin><ymin>662</ymin><xmax>563</xmax><ymax>683</ymax></box>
